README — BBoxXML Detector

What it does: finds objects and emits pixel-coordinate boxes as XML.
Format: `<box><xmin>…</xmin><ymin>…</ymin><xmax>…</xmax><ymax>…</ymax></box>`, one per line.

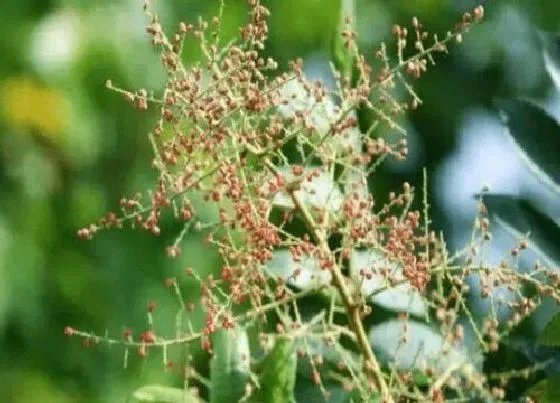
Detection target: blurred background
<box><xmin>1</xmin><ymin>0</ymin><xmax>559</xmax><ymax>401</ymax></box>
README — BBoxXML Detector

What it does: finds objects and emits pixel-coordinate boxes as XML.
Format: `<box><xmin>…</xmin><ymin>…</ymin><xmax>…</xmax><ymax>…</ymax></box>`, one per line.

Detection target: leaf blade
<box><xmin>331</xmin><ymin>0</ymin><xmax>357</xmax><ymax>80</ymax></box>
<box><xmin>259</xmin><ymin>337</ymin><xmax>298</xmax><ymax>403</ymax></box>
<box><xmin>368</xmin><ymin>319</ymin><xmax>482</xmax><ymax>372</ymax></box>
<box><xmin>539</xmin><ymin>312</ymin><xmax>560</xmax><ymax>347</ymax></box>
<box><xmin>525</xmin><ymin>375</ymin><xmax>560</xmax><ymax>402</ymax></box>
<box><xmin>495</xmin><ymin>99</ymin><xmax>560</xmax><ymax>195</ymax></box>
<box><xmin>133</xmin><ymin>385</ymin><xmax>200</xmax><ymax>403</ymax></box>
<box><xmin>479</xmin><ymin>193</ymin><xmax>560</xmax><ymax>267</ymax></box>
<box><xmin>210</xmin><ymin>328</ymin><xmax>251</xmax><ymax>403</ymax></box>
<box><xmin>540</xmin><ymin>31</ymin><xmax>560</xmax><ymax>91</ymax></box>
<box><xmin>350</xmin><ymin>249</ymin><xmax>427</xmax><ymax>317</ymax></box>
<box><xmin>266</xmin><ymin>248</ymin><xmax>332</xmax><ymax>290</ymax></box>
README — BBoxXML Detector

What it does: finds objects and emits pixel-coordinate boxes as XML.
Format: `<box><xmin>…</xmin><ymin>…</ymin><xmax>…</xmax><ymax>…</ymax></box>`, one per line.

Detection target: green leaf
<box><xmin>294</xmin><ymin>376</ymin><xmax>379</xmax><ymax>403</ymax></box>
<box><xmin>259</xmin><ymin>337</ymin><xmax>298</xmax><ymax>403</ymax></box>
<box><xmin>496</xmin><ymin>99</ymin><xmax>560</xmax><ymax>195</ymax></box>
<box><xmin>331</xmin><ymin>0</ymin><xmax>357</xmax><ymax>80</ymax></box>
<box><xmin>525</xmin><ymin>375</ymin><xmax>560</xmax><ymax>402</ymax></box>
<box><xmin>479</xmin><ymin>194</ymin><xmax>560</xmax><ymax>267</ymax></box>
<box><xmin>294</xmin><ymin>378</ymin><xmax>353</xmax><ymax>403</ymax></box>
<box><xmin>300</xmin><ymin>336</ymin><xmax>359</xmax><ymax>373</ymax></box>
<box><xmin>539</xmin><ymin>312</ymin><xmax>560</xmax><ymax>346</ymax></box>
<box><xmin>347</xmin><ymin>391</ymin><xmax>381</xmax><ymax>403</ymax></box>
<box><xmin>133</xmin><ymin>385</ymin><xmax>200</xmax><ymax>403</ymax></box>
<box><xmin>210</xmin><ymin>328</ymin><xmax>251</xmax><ymax>403</ymax></box>
<box><xmin>293</xmin><ymin>335</ymin><xmax>379</xmax><ymax>402</ymax></box>
<box><xmin>410</xmin><ymin>370</ymin><xmax>431</xmax><ymax>388</ymax></box>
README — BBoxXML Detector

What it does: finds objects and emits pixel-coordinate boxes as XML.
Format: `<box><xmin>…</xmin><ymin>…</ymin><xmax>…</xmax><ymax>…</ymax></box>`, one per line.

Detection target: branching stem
<box><xmin>263</xmin><ymin>156</ymin><xmax>393</xmax><ymax>401</ymax></box>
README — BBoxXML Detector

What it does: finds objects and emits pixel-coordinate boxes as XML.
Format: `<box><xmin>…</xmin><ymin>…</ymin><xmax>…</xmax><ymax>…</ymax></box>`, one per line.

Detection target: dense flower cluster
<box><xmin>67</xmin><ymin>2</ymin><xmax>560</xmax><ymax>402</ymax></box>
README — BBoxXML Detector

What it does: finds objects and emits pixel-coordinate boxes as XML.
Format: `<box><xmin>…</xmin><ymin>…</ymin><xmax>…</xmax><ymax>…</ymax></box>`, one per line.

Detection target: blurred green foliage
<box><xmin>0</xmin><ymin>0</ymin><xmax>559</xmax><ymax>401</ymax></box>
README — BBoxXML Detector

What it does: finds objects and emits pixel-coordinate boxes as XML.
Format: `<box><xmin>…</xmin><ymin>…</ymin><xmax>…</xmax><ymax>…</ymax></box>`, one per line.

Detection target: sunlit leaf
<box><xmin>369</xmin><ymin>319</ymin><xmax>479</xmax><ymax>372</ymax></box>
<box><xmin>278</xmin><ymin>80</ymin><xmax>336</xmax><ymax>136</ymax></box>
<box><xmin>496</xmin><ymin>99</ymin><xmax>560</xmax><ymax>195</ymax></box>
<box><xmin>479</xmin><ymin>194</ymin><xmax>560</xmax><ymax>268</ymax></box>
<box><xmin>272</xmin><ymin>166</ymin><xmax>343</xmax><ymax>214</ymax></box>
<box><xmin>210</xmin><ymin>328</ymin><xmax>251</xmax><ymax>403</ymax></box>
<box><xmin>29</xmin><ymin>10</ymin><xmax>81</xmax><ymax>76</ymax></box>
<box><xmin>277</xmin><ymin>81</ymin><xmax>361</xmax><ymax>153</ymax></box>
<box><xmin>133</xmin><ymin>385</ymin><xmax>199</xmax><ymax>403</ymax></box>
<box><xmin>350</xmin><ymin>249</ymin><xmax>427</xmax><ymax>317</ymax></box>
<box><xmin>540</xmin><ymin>31</ymin><xmax>560</xmax><ymax>91</ymax></box>
<box><xmin>538</xmin><ymin>312</ymin><xmax>560</xmax><ymax>346</ymax></box>
<box><xmin>259</xmin><ymin>337</ymin><xmax>297</xmax><ymax>403</ymax></box>
<box><xmin>266</xmin><ymin>249</ymin><xmax>332</xmax><ymax>290</ymax></box>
